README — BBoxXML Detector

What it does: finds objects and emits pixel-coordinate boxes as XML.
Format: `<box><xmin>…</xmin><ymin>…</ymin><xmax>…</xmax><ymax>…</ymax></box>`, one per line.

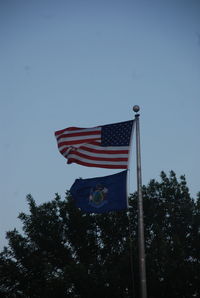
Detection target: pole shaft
<box><xmin>135</xmin><ymin>114</ymin><xmax>147</xmax><ymax>298</ymax></box>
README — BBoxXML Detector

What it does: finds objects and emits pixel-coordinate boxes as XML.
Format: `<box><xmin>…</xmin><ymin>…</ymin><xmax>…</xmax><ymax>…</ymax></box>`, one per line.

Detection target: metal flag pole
<box><xmin>133</xmin><ymin>105</ymin><xmax>147</xmax><ymax>298</ymax></box>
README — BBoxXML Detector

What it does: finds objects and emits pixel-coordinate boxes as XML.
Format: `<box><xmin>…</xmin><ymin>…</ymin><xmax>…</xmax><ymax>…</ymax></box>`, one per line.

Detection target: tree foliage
<box><xmin>0</xmin><ymin>171</ymin><xmax>199</xmax><ymax>297</ymax></box>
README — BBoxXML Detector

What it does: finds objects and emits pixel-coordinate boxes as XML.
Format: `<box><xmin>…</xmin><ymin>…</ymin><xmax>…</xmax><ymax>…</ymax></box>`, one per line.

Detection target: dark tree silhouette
<box><xmin>0</xmin><ymin>171</ymin><xmax>199</xmax><ymax>297</ymax></box>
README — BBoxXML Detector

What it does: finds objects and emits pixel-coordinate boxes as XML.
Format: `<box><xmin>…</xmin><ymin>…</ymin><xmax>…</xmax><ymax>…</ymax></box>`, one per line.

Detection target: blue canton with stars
<box><xmin>101</xmin><ymin>120</ymin><xmax>134</xmax><ymax>146</ymax></box>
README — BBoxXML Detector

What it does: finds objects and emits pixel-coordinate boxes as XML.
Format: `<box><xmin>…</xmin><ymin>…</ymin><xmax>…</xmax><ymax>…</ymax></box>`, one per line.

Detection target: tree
<box><xmin>141</xmin><ymin>171</ymin><xmax>200</xmax><ymax>298</ymax></box>
<box><xmin>0</xmin><ymin>171</ymin><xmax>199</xmax><ymax>297</ymax></box>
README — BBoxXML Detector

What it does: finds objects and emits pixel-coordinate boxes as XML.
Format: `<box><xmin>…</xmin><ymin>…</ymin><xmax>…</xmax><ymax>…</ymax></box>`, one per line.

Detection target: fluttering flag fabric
<box><xmin>55</xmin><ymin>120</ymin><xmax>134</xmax><ymax>169</ymax></box>
<box><xmin>70</xmin><ymin>170</ymin><xmax>128</xmax><ymax>213</ymax></box>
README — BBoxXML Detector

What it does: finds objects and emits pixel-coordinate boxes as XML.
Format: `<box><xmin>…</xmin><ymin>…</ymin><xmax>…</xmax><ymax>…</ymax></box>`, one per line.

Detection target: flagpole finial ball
<box><xmin>133</xmin><ymin>105</ymin><xmax>140</xmax><ymax>113</ymax></box>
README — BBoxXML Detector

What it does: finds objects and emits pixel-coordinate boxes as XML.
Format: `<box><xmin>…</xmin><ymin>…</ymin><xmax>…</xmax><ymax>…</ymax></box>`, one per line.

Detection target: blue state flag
<box><xmin>70</xmin><ymin>170</ymin><xmax>128</xmax><ymax>213</ymax></box>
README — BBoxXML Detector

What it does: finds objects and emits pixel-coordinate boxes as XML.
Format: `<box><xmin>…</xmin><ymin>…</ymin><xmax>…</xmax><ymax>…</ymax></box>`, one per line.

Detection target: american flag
<box><xmin>55</xmin><ymin>120</ymin><xmax>134</xmax><ymax>169</ymax></box>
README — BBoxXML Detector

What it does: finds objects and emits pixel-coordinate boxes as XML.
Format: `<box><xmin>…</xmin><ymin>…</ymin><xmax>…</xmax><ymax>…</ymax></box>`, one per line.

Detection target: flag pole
<box><xmin>133</xmin><ymin>105</ymin><xmax>147</xmax><ymax>298</ymax></box>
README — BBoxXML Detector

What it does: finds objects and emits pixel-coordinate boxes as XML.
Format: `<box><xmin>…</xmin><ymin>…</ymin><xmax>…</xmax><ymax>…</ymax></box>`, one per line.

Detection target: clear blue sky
<box><xmin>0</xmin><ymin>0</ymin><xmax>200</xmax><ymax>249</ymax></box>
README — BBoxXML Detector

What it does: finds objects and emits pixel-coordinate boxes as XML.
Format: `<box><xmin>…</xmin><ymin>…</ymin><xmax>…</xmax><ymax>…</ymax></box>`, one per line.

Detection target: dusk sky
<box><xmin>0</xmin><ymin>0</ymin><xmax>200</xmax><ymax>249</ymax></box>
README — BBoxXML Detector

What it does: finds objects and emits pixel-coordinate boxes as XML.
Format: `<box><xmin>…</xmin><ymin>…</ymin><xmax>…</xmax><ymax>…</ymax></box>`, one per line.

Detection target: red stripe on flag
<box><xmin>68</xmin><ymin>150</ymin><xmax>128</xmax><ymax>162</ymax></box>
<box><xmin>58</xmin><ymin>138</ymin><xmax>100</xmax><ymax>147</ymax></box>
<box><xmin>55</xmin><ymin>126</ymin><xmax>88</xmax><ymax>137</ymax></box>
<box><xmin>80</xmin><ymin>145</ymin><xmax>129</xmax><ymax>155</ymax></box>
<box><xmin>56</xmin><ymin>130</ymin><xmax>101</xmax><ymax>141</ymax></box>
<box><xmin>67</xmin><ymin>158</ymin><xmax>128</xmax><ymax>169</ymax></box>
